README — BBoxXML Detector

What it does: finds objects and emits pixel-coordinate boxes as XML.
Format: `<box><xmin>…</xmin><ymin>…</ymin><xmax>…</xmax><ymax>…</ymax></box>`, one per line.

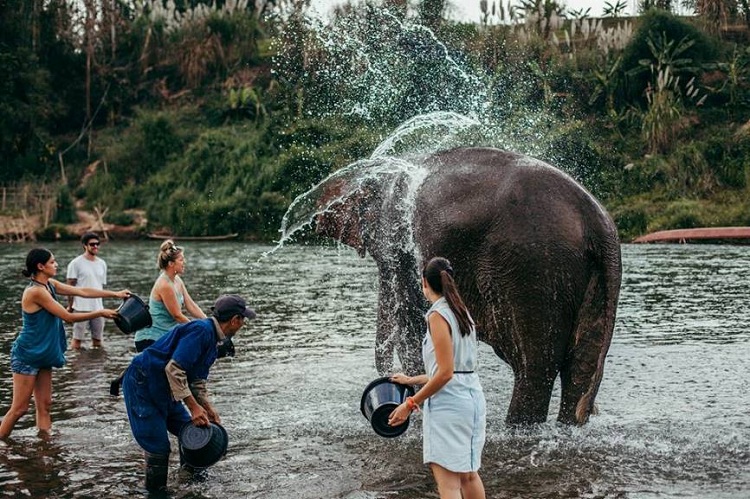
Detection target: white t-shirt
<box><xmin>66</xmin><ymin>255</ymin><xmax>107</xmax><ymax>311</ymax></box>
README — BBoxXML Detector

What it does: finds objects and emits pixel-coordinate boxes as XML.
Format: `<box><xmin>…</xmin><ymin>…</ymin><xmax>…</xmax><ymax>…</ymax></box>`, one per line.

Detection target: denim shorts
<box><xmin>10</xmin><ymin>354</ymin><xmax>40</xmax><ymax>376</ymax></box>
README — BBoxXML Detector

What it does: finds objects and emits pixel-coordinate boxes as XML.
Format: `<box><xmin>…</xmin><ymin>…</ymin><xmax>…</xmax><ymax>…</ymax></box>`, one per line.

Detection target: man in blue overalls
<box><xmin>122</xmin><ymin>294</ymin><xmax>256</xmax><ymax>492</ymax></box>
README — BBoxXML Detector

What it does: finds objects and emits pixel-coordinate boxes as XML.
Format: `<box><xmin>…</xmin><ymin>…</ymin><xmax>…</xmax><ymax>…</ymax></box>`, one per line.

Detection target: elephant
<box><xmin>314</xmin><ymin>147</ymin><xmax>622</xmax><ymax>425</ymax></box>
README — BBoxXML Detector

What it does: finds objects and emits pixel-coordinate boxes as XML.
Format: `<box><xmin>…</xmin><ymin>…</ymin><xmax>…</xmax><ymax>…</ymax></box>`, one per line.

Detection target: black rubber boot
<box><xmin>144</xmin><ymin>452</ymin><xmax>169</xmax><ymax>492</ymax></box>
<box><xmin>109</xmin><ymin>376</ymin><xmax>121</xmax><ymax>396</ymax></box>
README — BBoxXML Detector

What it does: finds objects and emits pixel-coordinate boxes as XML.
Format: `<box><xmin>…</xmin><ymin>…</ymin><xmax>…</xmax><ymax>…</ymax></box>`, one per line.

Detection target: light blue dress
<box><xmin>422</xmin><ymin>297</ymin><xmax>486</xmax><ymax>472</ymax></box>
<box><xmin>134</xmin><ymin>273</ymin><xmax>184</xmax><ymax>343</ymax></box>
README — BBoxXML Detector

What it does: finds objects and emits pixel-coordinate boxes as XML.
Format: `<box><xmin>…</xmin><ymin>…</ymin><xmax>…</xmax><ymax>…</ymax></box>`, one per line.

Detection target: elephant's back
<box><xmin>415</xmin><ymin>147</ymin><xmax>615</xmax><ymax>247</ymax></box>
<box><xmin>413</xmin><ymin>147</ymin><xmax>619</xmax><ymax>335</ymax></box>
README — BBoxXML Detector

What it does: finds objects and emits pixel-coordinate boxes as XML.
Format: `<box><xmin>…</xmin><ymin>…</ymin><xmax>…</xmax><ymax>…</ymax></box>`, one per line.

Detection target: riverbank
<box><xmin>0</xmin><ymin>209</ymin><xmax>148</xmax><ymax>242</ymax></box>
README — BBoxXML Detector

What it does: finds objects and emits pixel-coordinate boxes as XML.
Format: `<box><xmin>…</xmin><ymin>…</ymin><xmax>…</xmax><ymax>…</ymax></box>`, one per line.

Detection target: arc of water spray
<box><xmin>266</xmin><ymin>111</ymin><xmax>482</xmax><ymax>260</ymax></box>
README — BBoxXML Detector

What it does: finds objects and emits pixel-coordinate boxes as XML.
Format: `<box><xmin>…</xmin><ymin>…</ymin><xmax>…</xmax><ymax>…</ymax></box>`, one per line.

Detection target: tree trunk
<box><xmin>84</xmin><ymin>0</ymin><xmax>96</xmax><ymax>158</ymax></box>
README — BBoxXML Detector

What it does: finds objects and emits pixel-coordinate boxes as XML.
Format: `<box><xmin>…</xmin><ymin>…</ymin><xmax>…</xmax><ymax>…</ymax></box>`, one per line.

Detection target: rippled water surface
<box><xmin>0</xmin><ymin>242</ymin><xmax>748</xmax><ymax>498</ymax></box>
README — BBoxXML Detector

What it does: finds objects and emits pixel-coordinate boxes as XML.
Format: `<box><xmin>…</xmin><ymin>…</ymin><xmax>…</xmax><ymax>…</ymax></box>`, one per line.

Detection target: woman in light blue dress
<box><xmin>389</xmin><ymin>256</ymin><xmax>486</xmax><ymax>499</ymax></box>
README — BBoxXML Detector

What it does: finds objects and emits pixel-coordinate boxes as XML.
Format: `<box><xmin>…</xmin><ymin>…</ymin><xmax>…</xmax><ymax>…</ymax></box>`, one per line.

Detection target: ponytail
<box><xmin>423</xmin><ymin>257</ymin><xmax>474</xmax><ymax>337</ymax></box>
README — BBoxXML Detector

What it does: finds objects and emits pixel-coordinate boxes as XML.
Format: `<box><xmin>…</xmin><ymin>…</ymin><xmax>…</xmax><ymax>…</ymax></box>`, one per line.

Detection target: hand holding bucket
<box><xmin>360</xmin><ymin>377</ymin><xmax>414</xmax><ymax>438</ymax></box>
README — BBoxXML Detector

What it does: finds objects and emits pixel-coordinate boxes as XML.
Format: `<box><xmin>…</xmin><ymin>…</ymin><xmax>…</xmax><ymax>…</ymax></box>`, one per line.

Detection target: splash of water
<box><xmin>269</xmin><ymin>110</ymin><xmax>481</xmax><ymax>256</ymax></box>
<box><xmin>268</xmin><ymin>5</ymin><xmax>581</xmax><ymax>257</ymax></box>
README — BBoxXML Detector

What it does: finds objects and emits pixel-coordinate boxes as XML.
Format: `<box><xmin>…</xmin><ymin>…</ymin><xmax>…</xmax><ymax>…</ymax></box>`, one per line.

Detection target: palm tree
<box><xmin>603</xmin><ymin>0</ymin><xmax>629</xmax><ymax>17</ymax></box>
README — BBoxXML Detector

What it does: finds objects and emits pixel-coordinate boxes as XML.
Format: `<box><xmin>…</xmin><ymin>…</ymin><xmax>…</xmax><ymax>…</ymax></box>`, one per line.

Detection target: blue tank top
<box><xmin>11</xmin><ymin>282</ymin><xmax>67</xmax><ymax>369</ymax></box>
<box><xmin>134</xmin><ymin>273</ymin><xmax>184</xmax><ymax>342</ymax></box>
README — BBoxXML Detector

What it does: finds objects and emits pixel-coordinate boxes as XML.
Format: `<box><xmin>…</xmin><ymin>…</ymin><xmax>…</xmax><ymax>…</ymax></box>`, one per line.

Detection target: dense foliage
<box><xmin>3</xmin><ymin>0</ymin><xmax>750</xmax><ymax>241</ymax></box>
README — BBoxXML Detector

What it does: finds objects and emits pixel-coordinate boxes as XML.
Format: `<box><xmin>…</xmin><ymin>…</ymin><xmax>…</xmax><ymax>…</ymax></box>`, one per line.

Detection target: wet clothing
<box><xmin>11</xmin><ymin>282</ymin><xmax>67</xmax><ymax>370</ymax></box>
<box><xmin>123</xmin><ymin>317</ymin><xmax>224</xmax><ymax>456</ymax></box>
<box><xmin>134</xmin><ymin>273</ymin><xmax>184</xmax><ymax>344</ymax></box>
<box><xmin>422</xmin><ymin>297</ymin><xmax>486</xmax><ymax>473</ymax></box>
<box><xmin>10</xmin><ymin>356</ymin><xmax>41</xmax><ymax>376</ymax></box>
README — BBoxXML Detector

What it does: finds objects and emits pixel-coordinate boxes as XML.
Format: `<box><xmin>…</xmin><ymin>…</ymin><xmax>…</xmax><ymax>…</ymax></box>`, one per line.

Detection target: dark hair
<box><xmin>157</xmin><ymin>239</ymin><xmax>183</xmax><ymax>270</ymax></box>
<box><xmin>22</xmin><ymin>248</ymin><xmax>52</xmax><ymax>278</ymax></box>
<box><xmin>81</xmin><ymin>232</ymin><xmax>100</xmax><ymax>245</ymax></box>
<box><xmin>423</xmin><ymin>257</ymin><xmax>473</xmax><ymax>337</ymax></box>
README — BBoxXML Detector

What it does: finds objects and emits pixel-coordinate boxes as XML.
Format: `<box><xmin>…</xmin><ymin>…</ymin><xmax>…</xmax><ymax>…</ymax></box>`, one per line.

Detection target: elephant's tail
<box><xmin>572</xmin><ymin>238</ymin><xmax>622</xmax><ymax>424</ymax></box>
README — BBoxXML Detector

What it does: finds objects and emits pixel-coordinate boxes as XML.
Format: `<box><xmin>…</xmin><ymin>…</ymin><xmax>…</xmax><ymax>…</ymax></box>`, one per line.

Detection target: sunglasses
<box><xmin>88</xmin><ymin>242</ymin><xmax>100</xmax><ymax>247</ymax></box>
<box><xmin>167</xmin><ymin>242</ymin><xmax>182</xmax><ymax>254</ymax></box>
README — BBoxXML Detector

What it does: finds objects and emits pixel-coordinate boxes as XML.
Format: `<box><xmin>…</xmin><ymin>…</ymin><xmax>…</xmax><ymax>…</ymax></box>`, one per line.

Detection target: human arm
<box><xmin>390</xmin><ymin>373</ymin><xmax>429</xmax><ymax>386</ymax></box>
<box><xmin>165</xmin><ymin>361</ymin><xmax>218</xmax><ymax>426</ymax></box>
<box><xmin>66</xmin><ymin>278</ymin><xmax>77</xmax><ymax>310</ymax></box>
<box><xmin>50</xmin><ymin>278</ymin><xmax>129</xmax><ymax>300</ymax></box>
<box><xmin>388</xmin><ymin>312</ymin><xmax>454</xmax><ymax>426</ymax></box>
<box><xmin>23</xmin><ymin>285</ymin><xmax>120</xmax><ymax>322</ymax></box>
<box><xmin>180</xmin><ymin>280</ymin><xmax>207</xmax><ymax>319</ymax></box>
<box><xmin>66</xmin><ymin>260</ymin><xmax>77</xmax><ymax>310</ymax></box>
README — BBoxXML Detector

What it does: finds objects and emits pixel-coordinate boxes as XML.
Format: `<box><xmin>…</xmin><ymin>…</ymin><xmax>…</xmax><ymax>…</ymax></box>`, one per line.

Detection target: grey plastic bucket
<box><xmin>179</xmin><ymin>422</ymin><xmax>229</xmax><ymax>469</ymax></box>
<box><xmin>114</xmin><ymin>294</ymin><xmax>152</xmax><ymax>334</ymax></box>
<box><xmin>360</xmin><ymin>377</ymin><xmax>414</xmax><ymax>438</ymax></box>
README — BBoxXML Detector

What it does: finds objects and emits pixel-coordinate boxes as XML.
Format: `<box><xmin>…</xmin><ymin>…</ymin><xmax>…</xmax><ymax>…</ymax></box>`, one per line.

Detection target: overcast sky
<box><xmin>306</xmin><ymin>1</ymin><xmax>646</xmax><ymax>21</ymax></box>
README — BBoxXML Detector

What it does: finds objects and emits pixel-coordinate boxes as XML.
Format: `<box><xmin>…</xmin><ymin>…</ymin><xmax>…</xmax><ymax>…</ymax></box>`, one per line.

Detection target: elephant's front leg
<box><xmin>375</xmin><ymin>302</ymin><xmax>396</xmax><ymax>375</ymax></box>
<box><xmin>375</xmin><ymin>262</ymin><xmax>426</xmax><ymax>376</ymax></box>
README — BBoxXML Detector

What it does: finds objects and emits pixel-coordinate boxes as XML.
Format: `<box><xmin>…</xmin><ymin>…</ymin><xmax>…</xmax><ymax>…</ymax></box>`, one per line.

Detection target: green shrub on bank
<box><xmin>53</xmin><ymin>185</ymin><xmax>77</xmax><ymax>224</ymax></box>
<box><xmin>36</xmin><ymin>223</ymin><xmax>74</xmax><ymax>241</ymax></box>
<box><xmin>107</xmin><ymin>210</ymin><xmax>135</xmax><ymax>226</ymax></box>
<box><xmin>619</xmin><ymin>10</ymin><xmax>719</xmax><ymax>107</ymax></box>
<box><xmin>613</xmin><ymin>205</ymin><xmax>649</xmax><ymax>242</ymax></box>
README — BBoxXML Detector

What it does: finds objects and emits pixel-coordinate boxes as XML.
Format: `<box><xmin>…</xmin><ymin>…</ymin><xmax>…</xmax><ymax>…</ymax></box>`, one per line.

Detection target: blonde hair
<box><xmin>157</xmin><ymin>239</ymin><xmax>183</xmax><ymax>270</ymax></box>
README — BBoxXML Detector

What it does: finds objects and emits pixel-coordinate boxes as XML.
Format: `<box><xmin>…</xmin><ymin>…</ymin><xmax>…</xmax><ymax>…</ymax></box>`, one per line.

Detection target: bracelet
<box><xmin>406</xmin><ymin>396</ymin><xmax>420</xmax><ymax>412</ymax></box>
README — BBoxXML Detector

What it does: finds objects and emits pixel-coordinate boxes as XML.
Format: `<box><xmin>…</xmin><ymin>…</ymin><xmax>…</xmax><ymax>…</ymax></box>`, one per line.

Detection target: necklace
<box><xmin>30</xmin><ymin>278</ymin><xmax>52</xmax><ymax>294</ymax></box>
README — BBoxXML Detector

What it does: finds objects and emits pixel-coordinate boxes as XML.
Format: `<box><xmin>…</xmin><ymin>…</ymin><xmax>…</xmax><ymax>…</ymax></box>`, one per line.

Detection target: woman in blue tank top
<box><xmin>0</xmin><ymin>248</ymin><xmax>130</xmax><ymax>439</ymax></box>
<box><xmin>389</xmin><ymin>256</ymin><xmax>487</xmax><ymax>499</ymax></box>
<box><xmin>133</xmin><ymin>240</ymin><xmax>205</xmax><ymax>352</ymax></box>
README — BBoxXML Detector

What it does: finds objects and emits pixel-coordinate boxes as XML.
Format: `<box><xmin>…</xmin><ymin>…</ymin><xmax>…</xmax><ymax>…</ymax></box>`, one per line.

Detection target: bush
<box><xmin>36</xmin><ymin>223</ymin><xmax>74</xmax><ymax>241</ymax></box>
<box><xmin>613</xmin><ymin>206</ymin><xmax>649</xmax><ymax>242</ymax></box>
<box><xmin>619</xmin><ymin>10</ymin><xmax>719</xmax><ymax>107</ymax></box>
<box><xmin>107</xmin><ymin>210</ymin><xmax>135</xmax><ymax>226</ymax></box>
<box><xmin>702</xmin><ymin>132</ymin><xmax>750</xmax><ymax>189</ymax></box>
<box><xmin>658</xmin><ymin>200</ymin><xmax>704</xmax><ymax>230</ymax></box>
<box><xmin>53</xmin><ymin>185</ymin><xmax>77</xmax><ymax>224</ymax></box>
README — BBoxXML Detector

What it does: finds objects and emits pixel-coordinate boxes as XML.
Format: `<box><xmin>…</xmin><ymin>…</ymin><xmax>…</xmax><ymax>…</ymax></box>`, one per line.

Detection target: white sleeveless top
<box><xmin>423</xmin><ymin>297</ymin><xmax>481</xmax><ymax>389</ymax></box>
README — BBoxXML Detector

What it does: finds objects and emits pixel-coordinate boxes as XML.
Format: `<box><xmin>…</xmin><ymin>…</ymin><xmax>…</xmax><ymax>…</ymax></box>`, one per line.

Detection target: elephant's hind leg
<box><xmin>558</xmin><ymin>264</ymin><xmax>619</xmax><ymax>425</ymax></box>
<box><xmin>506</xmin><ymin>368</ymin><xmax>556</xmax><ymax>425</ymax></box>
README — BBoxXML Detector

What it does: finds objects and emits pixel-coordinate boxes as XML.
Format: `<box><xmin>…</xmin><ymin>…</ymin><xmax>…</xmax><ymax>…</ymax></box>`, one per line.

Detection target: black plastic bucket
<box><xmin>114</xmin><ymin>294</ymin><xmax>152</xmax><ymax>334</ymax></box>
<box><xmin>179</xmin><ymin>422</ymin><xmax>228</xmax><ymax>469</ymax></box>
<box><xmin>360</xmin><ymin>377</ymin><xmax>414</xmax><ymax>438</ymax></box>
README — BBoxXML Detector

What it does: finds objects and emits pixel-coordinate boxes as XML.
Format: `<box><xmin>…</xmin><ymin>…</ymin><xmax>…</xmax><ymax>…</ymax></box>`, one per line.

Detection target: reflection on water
<box><xmin>0</xmin><ymin>241</ymin><xmax>748</xmax><ymax>498</ymax></box>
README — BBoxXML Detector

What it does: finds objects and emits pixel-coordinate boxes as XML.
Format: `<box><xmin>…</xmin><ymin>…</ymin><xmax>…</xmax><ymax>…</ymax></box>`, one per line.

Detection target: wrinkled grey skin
<box><xmin>316</xmin><ymin>147</ymin><xmax>622</xmax><ymax>425</ymax></box>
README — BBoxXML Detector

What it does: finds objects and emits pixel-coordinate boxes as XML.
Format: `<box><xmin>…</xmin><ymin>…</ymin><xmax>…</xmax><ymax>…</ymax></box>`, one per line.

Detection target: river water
<box><xmin>0</xmin><ymin>241</ymin><xmax>747</xmax><ymax>498</ymax></box>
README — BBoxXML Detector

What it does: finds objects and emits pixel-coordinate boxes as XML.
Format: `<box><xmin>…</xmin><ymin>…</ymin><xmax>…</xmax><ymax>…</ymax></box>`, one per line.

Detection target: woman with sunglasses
<box><xmin>133</xmin><ymin>239</ymin><xmax>206</xmax><ymax>352</ymax></box>
<box><xmin>0</xmin><ymin>248</ymin><xmax>130</xmax><ymax>439</ymax></box>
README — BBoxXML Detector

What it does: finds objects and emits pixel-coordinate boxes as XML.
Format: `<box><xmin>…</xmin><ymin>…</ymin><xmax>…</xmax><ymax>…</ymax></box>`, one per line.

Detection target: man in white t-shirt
<box><xmin>67</xmin><ymin>232</ymin><xmax>108</xmax><ymax>349</ymax></box>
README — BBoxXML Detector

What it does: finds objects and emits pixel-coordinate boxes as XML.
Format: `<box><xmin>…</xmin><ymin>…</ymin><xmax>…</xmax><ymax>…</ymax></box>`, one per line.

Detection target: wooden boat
<box><xmin>633</xmin><ymin>227</ymin><xmax>750</xmax><ymax>244</ymax></box>
<box><xmin>147</xmin><ymin>233</ymin><xmax>239</xmax><ymax>241</ymax></box>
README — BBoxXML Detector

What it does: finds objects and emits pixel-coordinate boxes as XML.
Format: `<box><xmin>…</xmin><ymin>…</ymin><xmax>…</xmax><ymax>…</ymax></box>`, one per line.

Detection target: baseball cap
<box><xmin>211</xmin><ymin>294</ymin><xmax>257</xmax><ymax>321</ymax></box>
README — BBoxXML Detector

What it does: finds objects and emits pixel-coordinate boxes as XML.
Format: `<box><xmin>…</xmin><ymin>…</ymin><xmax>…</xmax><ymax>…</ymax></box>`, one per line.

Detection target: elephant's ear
<box><xmin>314</xmin><ymin>178</ymin><xmax>370</xmax><ymax>257</ymax></box>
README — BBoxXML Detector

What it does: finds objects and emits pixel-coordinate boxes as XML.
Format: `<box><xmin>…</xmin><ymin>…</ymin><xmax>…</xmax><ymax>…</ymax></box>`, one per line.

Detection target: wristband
<box><xmin>406</xmin><ymin>396</ymin><xmax>419</xmax><ymax>412</ymax></box>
